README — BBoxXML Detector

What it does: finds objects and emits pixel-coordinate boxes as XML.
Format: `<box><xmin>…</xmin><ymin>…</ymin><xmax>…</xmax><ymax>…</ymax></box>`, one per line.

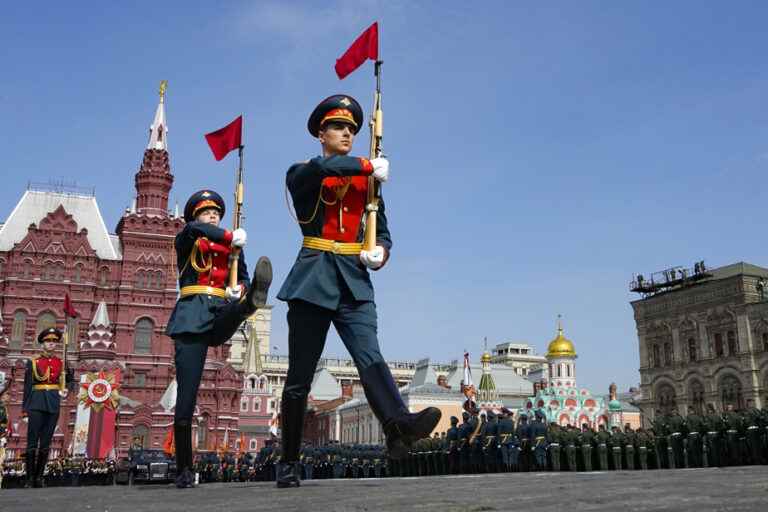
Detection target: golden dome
<box><xmin>546</xmin><ymin>324</ymin><xmax>576</xmax><ymax>358</ymax></box>
<box><xmin>481</xmin><ymin>351</ymin><xmax>492</xmax><ymax>364</ymax></box>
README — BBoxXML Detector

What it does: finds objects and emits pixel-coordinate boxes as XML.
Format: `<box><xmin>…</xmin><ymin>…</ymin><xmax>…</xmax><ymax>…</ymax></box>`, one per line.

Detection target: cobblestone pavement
<box><xmin>2</xmin><ymin>466</ymin><xmax>768</xmax><ymax>512</ymax></box>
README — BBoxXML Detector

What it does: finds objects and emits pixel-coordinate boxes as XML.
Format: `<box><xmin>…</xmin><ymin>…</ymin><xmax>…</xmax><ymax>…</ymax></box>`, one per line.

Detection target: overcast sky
<box><xmin>2</xmin><ymin>2</ymin><xmax>767</xmax><ymax>393</ymax></box>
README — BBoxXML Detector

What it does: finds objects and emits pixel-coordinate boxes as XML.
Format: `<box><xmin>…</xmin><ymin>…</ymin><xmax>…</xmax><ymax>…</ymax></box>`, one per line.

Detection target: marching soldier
<box><xmin>483</xmin><ymin>411</ymin><xmax>499</xmax><ymax>473</ymax></box>
<box><xmin>595</xmin><ymin>424</ymin><xmax>610</xmax><ymax>470</ymax></box>
<box><xmin>723</xmin><ymin>404</ymin><xmax>743</xmax><ymax>466</ymax></box>
<box><xmin>623</xmin><ymin>424</ymin><xmax>636</xmax><ymax>470</ymax></box>
<box><xmin>517</xmin><ymin>414</ymin><xmax>531</xmax><ymax>471</ymax></box>
<box><xmin>276</xmin><ymin>95</ymin><xmax>441</xmax><ymax>487</ymax></box>
<box><xmin>667</xmin><ymin>409</ymin><xmax>685</xmax><ymax>468</ymax></box>
<box><xmin>547</xmin><ymin>423</ymin><xmax>562</xmax><ymax>471</ymax></box>
<box><xmin>743</xmin><ymin>406</ymin><xmax>762</xmax><ymax>465</ymax></box>
<box><xmin>685</xmin><ymin>405</ymin><xmax>704</xmax><ymax>467</ymax></box>
<box><xmin>446</xmin><ymin>416</ymin><xmax>460</xmax><ymax>474</ymax></box>
<box><xmin>651</xmin><ymin>411</ymin><xmax>670</xmax><ymax>469</ymax></box>
<box><xmin>635</xmin><ymin>427</ymin><xmax>650</xmax><ymax>470</ymax></box>
<box><xmin>563</xmin><ymin>425</ymin><xmax>578</xmax><ymax>471</ymax></box>
<box><xmin>703</xmin><ymin>404</ymin><xmax>723</xmax><ymax>467</ymax></box>
<box><xmin>578</xmin><ymin>423</ymin><xmax>594</xmax><ymax>472</ymax></box>
<box><xmin>609</xmin><ymin>426</ymin><xmax>624</xmax><ymax>470</ymax></box>
<box><xmin>497</xmin><ymin>409</ymin><xmax>516</xmax><ymax>472</ymax></box>
<box><xmin>22</xmin><ymin>328</ymin><xmax>74</xmax><ymax>488</ymax></box>
<box><xmin>530</xmin><ymin>411</ymin><xmax>548</xmax><ymax>470</ymax></box>
<box><xmin>458</xmin><ymin>412</ymin><xmax>474</xmax><ymax>474</ymax></box>
<box><xmin>166</xmin><ymin>189</ymin><xmax>273</xmax><ymax>488</ymax></box>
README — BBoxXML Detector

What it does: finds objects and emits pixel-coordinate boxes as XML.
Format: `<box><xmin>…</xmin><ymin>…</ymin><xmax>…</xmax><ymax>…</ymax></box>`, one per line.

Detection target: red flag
<box><xmin>205</xmin><ymin>116</ymin><xmax>242</xmax><ymax>161</ymax></box>
<box><xmin>64</xmin><ymin>293</ymin><xmax>78</xmax><ymax>318</ymax></box>
<box><xmin>335</xmin><ymin>22</ymin><xmax>379</xmax><ymax>79</ymax></box>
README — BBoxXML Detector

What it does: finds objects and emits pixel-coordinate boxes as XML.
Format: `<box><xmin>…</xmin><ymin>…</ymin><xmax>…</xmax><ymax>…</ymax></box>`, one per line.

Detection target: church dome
<box><xmin>546</xmin><ymin>324</ymin><xmax>576</xmax><ymax>358</ymax></box>
<box><xmin>481</xmin><ymin>351</ymin><xmax>492</xmax><ymax>364</ymax></box>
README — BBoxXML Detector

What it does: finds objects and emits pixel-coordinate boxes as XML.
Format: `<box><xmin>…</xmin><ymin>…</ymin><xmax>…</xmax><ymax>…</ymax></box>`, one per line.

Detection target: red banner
<box><xmin>204</xmin><ymin>116</ymin><xmax>243</xmax><ymax>161</ymax></box>
<box><xmin>335</xmin><ymin>22</ymin><xmax>379</xmax><ymax>79</ymax></box>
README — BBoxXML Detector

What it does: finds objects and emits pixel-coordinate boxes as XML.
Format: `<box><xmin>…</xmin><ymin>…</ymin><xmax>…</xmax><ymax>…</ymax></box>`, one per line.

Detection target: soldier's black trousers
<box><xmin>26</xmin><ymin>409</ymin><xmax>59</xmax><ymax>450</ymax></box>
<box><xmin>283</xmin><ymin>298</ymin><xmax>388</xmax><ymax>402</ymax></box>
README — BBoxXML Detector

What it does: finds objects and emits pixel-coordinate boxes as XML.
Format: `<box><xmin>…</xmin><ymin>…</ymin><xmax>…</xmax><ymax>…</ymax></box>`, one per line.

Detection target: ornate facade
<box><xmin>0</xmin><ymin>86</ymin><xmax>243</xmax><ymax>458</ymax></box>
<box><xmin>631</xmin><ymin>262</ymin><xmax>768</xmax><ymax>424</ymax></box>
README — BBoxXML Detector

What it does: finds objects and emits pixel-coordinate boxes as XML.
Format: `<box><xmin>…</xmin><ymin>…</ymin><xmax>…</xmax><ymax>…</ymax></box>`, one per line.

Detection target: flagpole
<box><xmin>229</xmin><ymin>138</ymin><xmax>245</xmax><ymax>290</ymax></box>
<box><xmin>364</xmin><ymin>60</ymin><xmax>384</xmax><ymax>251</ymax></box>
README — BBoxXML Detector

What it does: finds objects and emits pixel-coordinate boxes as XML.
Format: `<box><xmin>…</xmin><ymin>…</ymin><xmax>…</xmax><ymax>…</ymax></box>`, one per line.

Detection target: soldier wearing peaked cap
<box><xmin>166</xmin><ymin>189</ymin><xmax>273</xmax><ymax>488</ymax></box>
<box><xmin>22</xmin><ymin>328</ymin><xmax>74</xmax><ymax>488</ymax></box>
<box><xmin>276</xmin><ymin>95</ymin><xmax>441</xmax><ymax>487</ymax></box>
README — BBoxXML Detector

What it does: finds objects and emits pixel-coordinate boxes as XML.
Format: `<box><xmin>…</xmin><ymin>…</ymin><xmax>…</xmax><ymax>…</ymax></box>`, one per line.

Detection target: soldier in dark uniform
<box><xmin>516</xmin><ymin>414</ymin><xmax>531</xmax><ymax>471</ymax></box>
<box><xmin>22</xmin><ymin>328</ymin><xmax>74</xmax><ymax>488</ymax></box>
<box><xmin>723</xmin><ymin>404</ymin><xmax>743</xmax><ymax>466</ymax></box>
<box><xmin>458</xmin><ymin>412</ymin><xmax>474</xmax><ymax>474</ymax></box>
<box><xmin>563</xmin><ymin>425</ymin><xmax>578</xmax><ymax>471</ymax></box>
<box><xmin>530</xmin><ymin>411</ymin><xmax>548</xmax><ymax>470</ymax></box>
<box><xmin>651</xmin><ymin>411</ymin><xmax>670</xmax><ymax>469</ymax></box>
<box><xmin>743</xmin><ymin>406</ymin><xmax>762</xmax><ymax>465</ymax></box>
<box><xmin>684</xmin><ymin>405</ymin><xmax>704</xmax><ymax>467</ymax></box>
<box><xmin>276</xmin><ymin>95</ymin><xmax>441</xmax><ymax>487</ymax></box>
<box><xmin>609</xmin><ymin>426</ymin><xmax>625</xmax><ymax>470</ymax></box>
<box><xmin>165</xmin><ymin>190</ymin><xmax>273</xmax><ymax>488</ymax></box>
<box><xmin>703</xmin><ymin>404</ymin><xmax>723</xmax><ymax>467</ymax></box>
<box><xmin>446</xmin><ymin>416</ymin><xmax>460</xmax><ymax>474</ymax></box>
<box><xmin>483</xmin><ymin>411</ymin><xmax>499</xmax><ymax>473</ymax></box>
<box><xmin>635</xmin><ymin>427</ymin><xmax>650</xmax><ymax>470</ymax></box>
<box><xmin>497</xmin><ymin>409</ymin><xmax>516</xmax><ymax>473</ymax></box>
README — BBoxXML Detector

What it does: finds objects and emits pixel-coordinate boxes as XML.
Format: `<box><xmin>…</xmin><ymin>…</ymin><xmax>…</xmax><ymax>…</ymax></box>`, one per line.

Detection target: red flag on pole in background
<box><xmin>335</xmin><ymin>22</ymin><xmax>379</xmax><ymax>79</ymax></box>
<box><xmin>205</xmin><ymin>116</ymin><xmax>243</xmax><ymax>161</ymax></box>
<box><xmin>64</xmin><ymin>293</ymin><xmax>78</xmax><ymax>318</ymax></box>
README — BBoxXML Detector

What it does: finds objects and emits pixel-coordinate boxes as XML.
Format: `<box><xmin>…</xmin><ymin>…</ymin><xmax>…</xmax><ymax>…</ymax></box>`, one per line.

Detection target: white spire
<box><xmin>243</xmin><ymin>319</ymin><xmax>263</xmax><ymax>375</ymax></box>
<box><xmin>173</xmin><ymin>201</ymin><xmax>179</xmax><ymax>219</ymax></box>
<box><xmin>147</xmin><ymin>80</ymin><xmax>168</xmax><ymax>151</ymax></box>
<box><xmin>90</xmin><ymin>301</ymin><xmax>110</xmax><ymax>328</ymax></box>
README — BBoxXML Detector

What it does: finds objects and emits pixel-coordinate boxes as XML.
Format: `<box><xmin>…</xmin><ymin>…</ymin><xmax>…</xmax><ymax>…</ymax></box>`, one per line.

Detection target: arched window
<box><xmin>714</xmin><ymin>333</ymin><xmax>724</xmax><ymax>357</ymax></box>
<box><xmin>688</xmin><ymin>338</ymin><xmax>697</xmax><ymax>362</ymax></box>
<box><xmin>557</xmin><ymin>365</ymin><xmax>562</xmax><ymax>377</ymax></box>
<box><xmin>73</xmin><ymin>264</ymin><xmax>83</xmax><ymax>283</ymax></box>
<box><xmin>155</xmin><ymin>271</ymin><xmax>164</xmax><ymax>289</ymax></box>
<box><xmin>253</xmin><ymin>398</ymin><xmax>261</xmax><ymax>412</ymax></box>
<box><xmin>720</xmin><ymin>375</ymin><xmax>743</xmax><ymax>411</ymax></box>
<box><xmin>657</xmin><ymin>383</ymin><xmax>677</xmax><ymax>415</ymax></box>
<box><xmin>22</xmin><ymin>259</ymin><xmax>33</xmax><ymax>279</ymax></box>
<box><xmin>726</xmin><ymin>331</ymin><xmax>738</xmax><ymax>356</ymax></box>
<box><xmin>42</xmin><ymin>261</ymin><xmax>55</xmax><ymax>281</ymax></box>
<box><xmin>54</xmin><ymin>263</ymin><xmax>64</xmax><ymax>281</ymax></box>
<box><xmin>566</xmin><ymin>364</ymin><xmax>571</xmax><ymax>377</ymax></box>
<box><xmin>133</xmin><ymin>318</ymin><xmax>153</xmax><ymax>354</ymax></box>
<box><xmin>763</xmin><ymin>332</ymin><xmax>768</xmax><ymax>352</ymax></box>
<box><xmin>36</xmin><ymin>311</ymin><xmax>57</xmax><ymax>335</ymax></box>
<box><xmin>135</xmin><ymin>270</ymin><xmax>143</xmax><ymax>289</ymax></box>
<box><xmin>98</xmin><ymin>267</ymin><xmax>109</xmax><ymax>286</ymax></box>
<box><xmin>689</xmin><ymin>380</ymin><xmax>705</xmax><ymax>415</ymax></box>
<box><xmin>663</xmin><ymin>342</ymin><xmax>673</xmax><ymax>366</ymax></box>
<box><xmin>240</xmin><ymin>398</ymin><xmax>249</xmax><ymax>412</ymax></box>
<box><xmin>651</xmin><ymin>344</ymin><xmax>661</xmax><ymax>368</ymax></box>
<box><xmin>11</xmin><ymin>310</ymin><xmax>27</xmax><ymax>348</ymax></box>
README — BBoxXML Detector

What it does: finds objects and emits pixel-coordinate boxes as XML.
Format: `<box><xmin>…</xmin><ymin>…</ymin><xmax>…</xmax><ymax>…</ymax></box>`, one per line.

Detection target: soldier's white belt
<box><xmin>180</xmin><ymin>285</ymin><xmax>227</xmax><ymax>299</ymax></box>
<box><xmin>747</xmin><ymin>426</ymin><xmax>759</xmax><ymax>430</ymax></box>
<box><xmin>302</xmin><ymin>237</ymin><xmax>363</xmax><ymax>255</ymax></box>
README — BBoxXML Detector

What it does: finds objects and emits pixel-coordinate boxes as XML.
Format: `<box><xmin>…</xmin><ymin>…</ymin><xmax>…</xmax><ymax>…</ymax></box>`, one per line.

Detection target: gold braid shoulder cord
<box><xmin>31</xmin><ymin>357</ymin><xmax>51</xmax><ymax>382</ymax></box>
<box><xmin>179</xmin><ymin>239</ymin><xmax>213</xmax><ymax>276</ymax></box>
<box><xmin>285</xmin><ymin>180</ymin><xmax>350</xmax><ymax>225</ymax></box>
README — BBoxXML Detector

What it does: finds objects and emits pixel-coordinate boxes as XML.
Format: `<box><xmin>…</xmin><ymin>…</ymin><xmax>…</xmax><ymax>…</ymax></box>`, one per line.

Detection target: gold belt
<box><xmin>33</xmin><ymin>384</ymin><xmax>60</xmax><ymax>391</ymax></box>
<box><xmin>302</xmin><ymin>236</ymin><xmax>362</xmax><ymax>255</ymax></box>
<box><xmin>180</xmin><ymin>285</ymin><xmax>226</xmax><ymax>298</ymax></box>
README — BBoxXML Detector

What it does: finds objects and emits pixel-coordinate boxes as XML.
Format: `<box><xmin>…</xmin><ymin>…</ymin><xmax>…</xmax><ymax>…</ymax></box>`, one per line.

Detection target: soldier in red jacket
<box><xmin>22</xmin><ymin>327</ymin><xmax>73</xmax><ymax>488</ymax></box>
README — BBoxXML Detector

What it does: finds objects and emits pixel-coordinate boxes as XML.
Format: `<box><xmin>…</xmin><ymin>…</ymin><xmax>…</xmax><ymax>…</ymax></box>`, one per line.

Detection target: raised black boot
<box><xmin>35</xmin><ymin>448</ymin><xmax>49</xmax><ymax>488</ymax></box>
<box><xmin>24</xmin><ymin>449</ymin><xmax>36</xmax><ymax>488</ymax></box>
<box><xmin>241</xmin><ymin>256</ymin><xmax>272</xmax><ymax>314</ymax></box>
<box><xmin>359</xmin><ymin>362</ymin><xmax>441</xmax><ymax>460</ymax></box>
<box><xmin>174</xmin><ymin>421</ymin><xmax>194</xmax><ymax>488</ymax></box>
<box><xmin>276</xmin><ymin>396</ymin><xmax>306</xmax><ymax>488</ymax></box>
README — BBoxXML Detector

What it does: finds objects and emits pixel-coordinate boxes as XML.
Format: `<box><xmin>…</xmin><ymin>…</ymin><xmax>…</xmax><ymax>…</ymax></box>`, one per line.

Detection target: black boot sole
<box><xmin>246</xmin><ymin>256</ymin><xmax>272</xmax><ymax>310</ymax></box>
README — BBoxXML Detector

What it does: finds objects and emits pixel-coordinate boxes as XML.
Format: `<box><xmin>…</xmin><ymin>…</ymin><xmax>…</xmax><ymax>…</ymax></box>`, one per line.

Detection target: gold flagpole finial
<box><xmin>159</xmin><ymin>80</ymin><xmax>168</xmax><ymax>103</ymax></box>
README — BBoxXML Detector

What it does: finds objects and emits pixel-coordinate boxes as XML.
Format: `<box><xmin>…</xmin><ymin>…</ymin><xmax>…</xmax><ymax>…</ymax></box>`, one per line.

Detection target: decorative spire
<box><xmin>478</xmin><ymin>339</ymin><xmax>497</xmax><ymax>403</ymax></box>
<box><xmin>90</xmin><ymin>301</ymin><xmax>111</xmax><ymax>329</ymax></box>
<box><xmin>82</xmin><ymin>301</ymin><xmax>115</xmax><ymax>357</ymax></box>
<box><xmin>147</xmin><ymin>80</ymin><xmax>168</xmax><ymax>151</ymax></box>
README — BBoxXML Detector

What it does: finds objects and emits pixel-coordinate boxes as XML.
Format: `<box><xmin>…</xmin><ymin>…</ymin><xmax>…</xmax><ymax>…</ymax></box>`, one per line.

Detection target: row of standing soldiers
<box><xmin>401</xmin><ymin>405</ymin><xmax>768</xmax><ymax>476</ymax></box>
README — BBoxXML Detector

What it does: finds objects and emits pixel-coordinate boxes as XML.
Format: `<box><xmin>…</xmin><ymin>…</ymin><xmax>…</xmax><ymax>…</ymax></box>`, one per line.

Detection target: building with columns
<box><xmin>0</xmin><ymin>84</ymin><xmax>244</xmax><ymax>458</ymax></box>
<box><xmin>630</xmin><ymin>261</ymin><xmax>768</xmax><ymax>424</ymax></box>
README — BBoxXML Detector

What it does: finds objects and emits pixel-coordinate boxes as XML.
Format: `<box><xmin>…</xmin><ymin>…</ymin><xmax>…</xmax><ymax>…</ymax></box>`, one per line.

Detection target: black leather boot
<box><xmin>24</xmin><ymin>449</ymin><xmax>36</xmax><ymax>488</ymax></box>
<box><xmin>359</xmin><ymin>362</ymin><xmax>442</xmax><ymax>460</ymax></box>
<box><xmin>174</xmin><ymin>421</ymin><xmax>194</xmax><ymax>488</ymax></box>
<box><xmin>35</xmin><ymin>448</ymin><xmax>49</xmax><ymax>488</ymax></box>
<box><xmin>241</xmin><ymin>256</ymin><xmax>272</xmax><ymax>314</ymax></box>
<box><xmin>276</xmin><ymin>396</ymin><xmax>306</xmax><ymax>488</ymax></box>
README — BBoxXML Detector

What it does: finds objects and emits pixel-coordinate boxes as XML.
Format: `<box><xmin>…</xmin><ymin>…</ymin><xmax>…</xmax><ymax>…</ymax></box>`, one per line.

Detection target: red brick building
<box><xmin>0</xmin><ymin>87</ymin><xmax>243</xmax><ymax>458</ymax></box>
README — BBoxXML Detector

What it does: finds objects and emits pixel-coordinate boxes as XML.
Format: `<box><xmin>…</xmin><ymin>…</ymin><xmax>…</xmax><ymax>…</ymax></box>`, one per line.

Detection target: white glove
<box><xmin>360</xmin><ymin>246</ymin><xmax>386</xmax><ymax>270</ymax></box>
<box><xmin>371</xmin><ymin>157</ymin><xmax>389</xmax><ymax>183</ymax></box>
<box><xmin>231</xmin><ymin>228</ymin><xmax>247</xmax><ymax>248</ymax></box>
<box><xmin>225</xmin><ymin>285</ymin><xmax>243</xmax><ymax>301</ymax></box>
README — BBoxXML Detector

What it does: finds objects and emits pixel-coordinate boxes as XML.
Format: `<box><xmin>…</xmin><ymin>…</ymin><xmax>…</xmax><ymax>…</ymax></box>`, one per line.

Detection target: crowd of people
<box><xmin>1</xmin><ymin>457</ymin><xmax>116</xmax><ymax>488</ymax></box>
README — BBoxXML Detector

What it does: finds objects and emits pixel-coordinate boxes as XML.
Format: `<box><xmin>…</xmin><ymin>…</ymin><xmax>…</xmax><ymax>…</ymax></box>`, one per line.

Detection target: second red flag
<box><xmin>205</xmin><ymin>116</ymin><xmax>243</xmax><ymax>161</ymax></box>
